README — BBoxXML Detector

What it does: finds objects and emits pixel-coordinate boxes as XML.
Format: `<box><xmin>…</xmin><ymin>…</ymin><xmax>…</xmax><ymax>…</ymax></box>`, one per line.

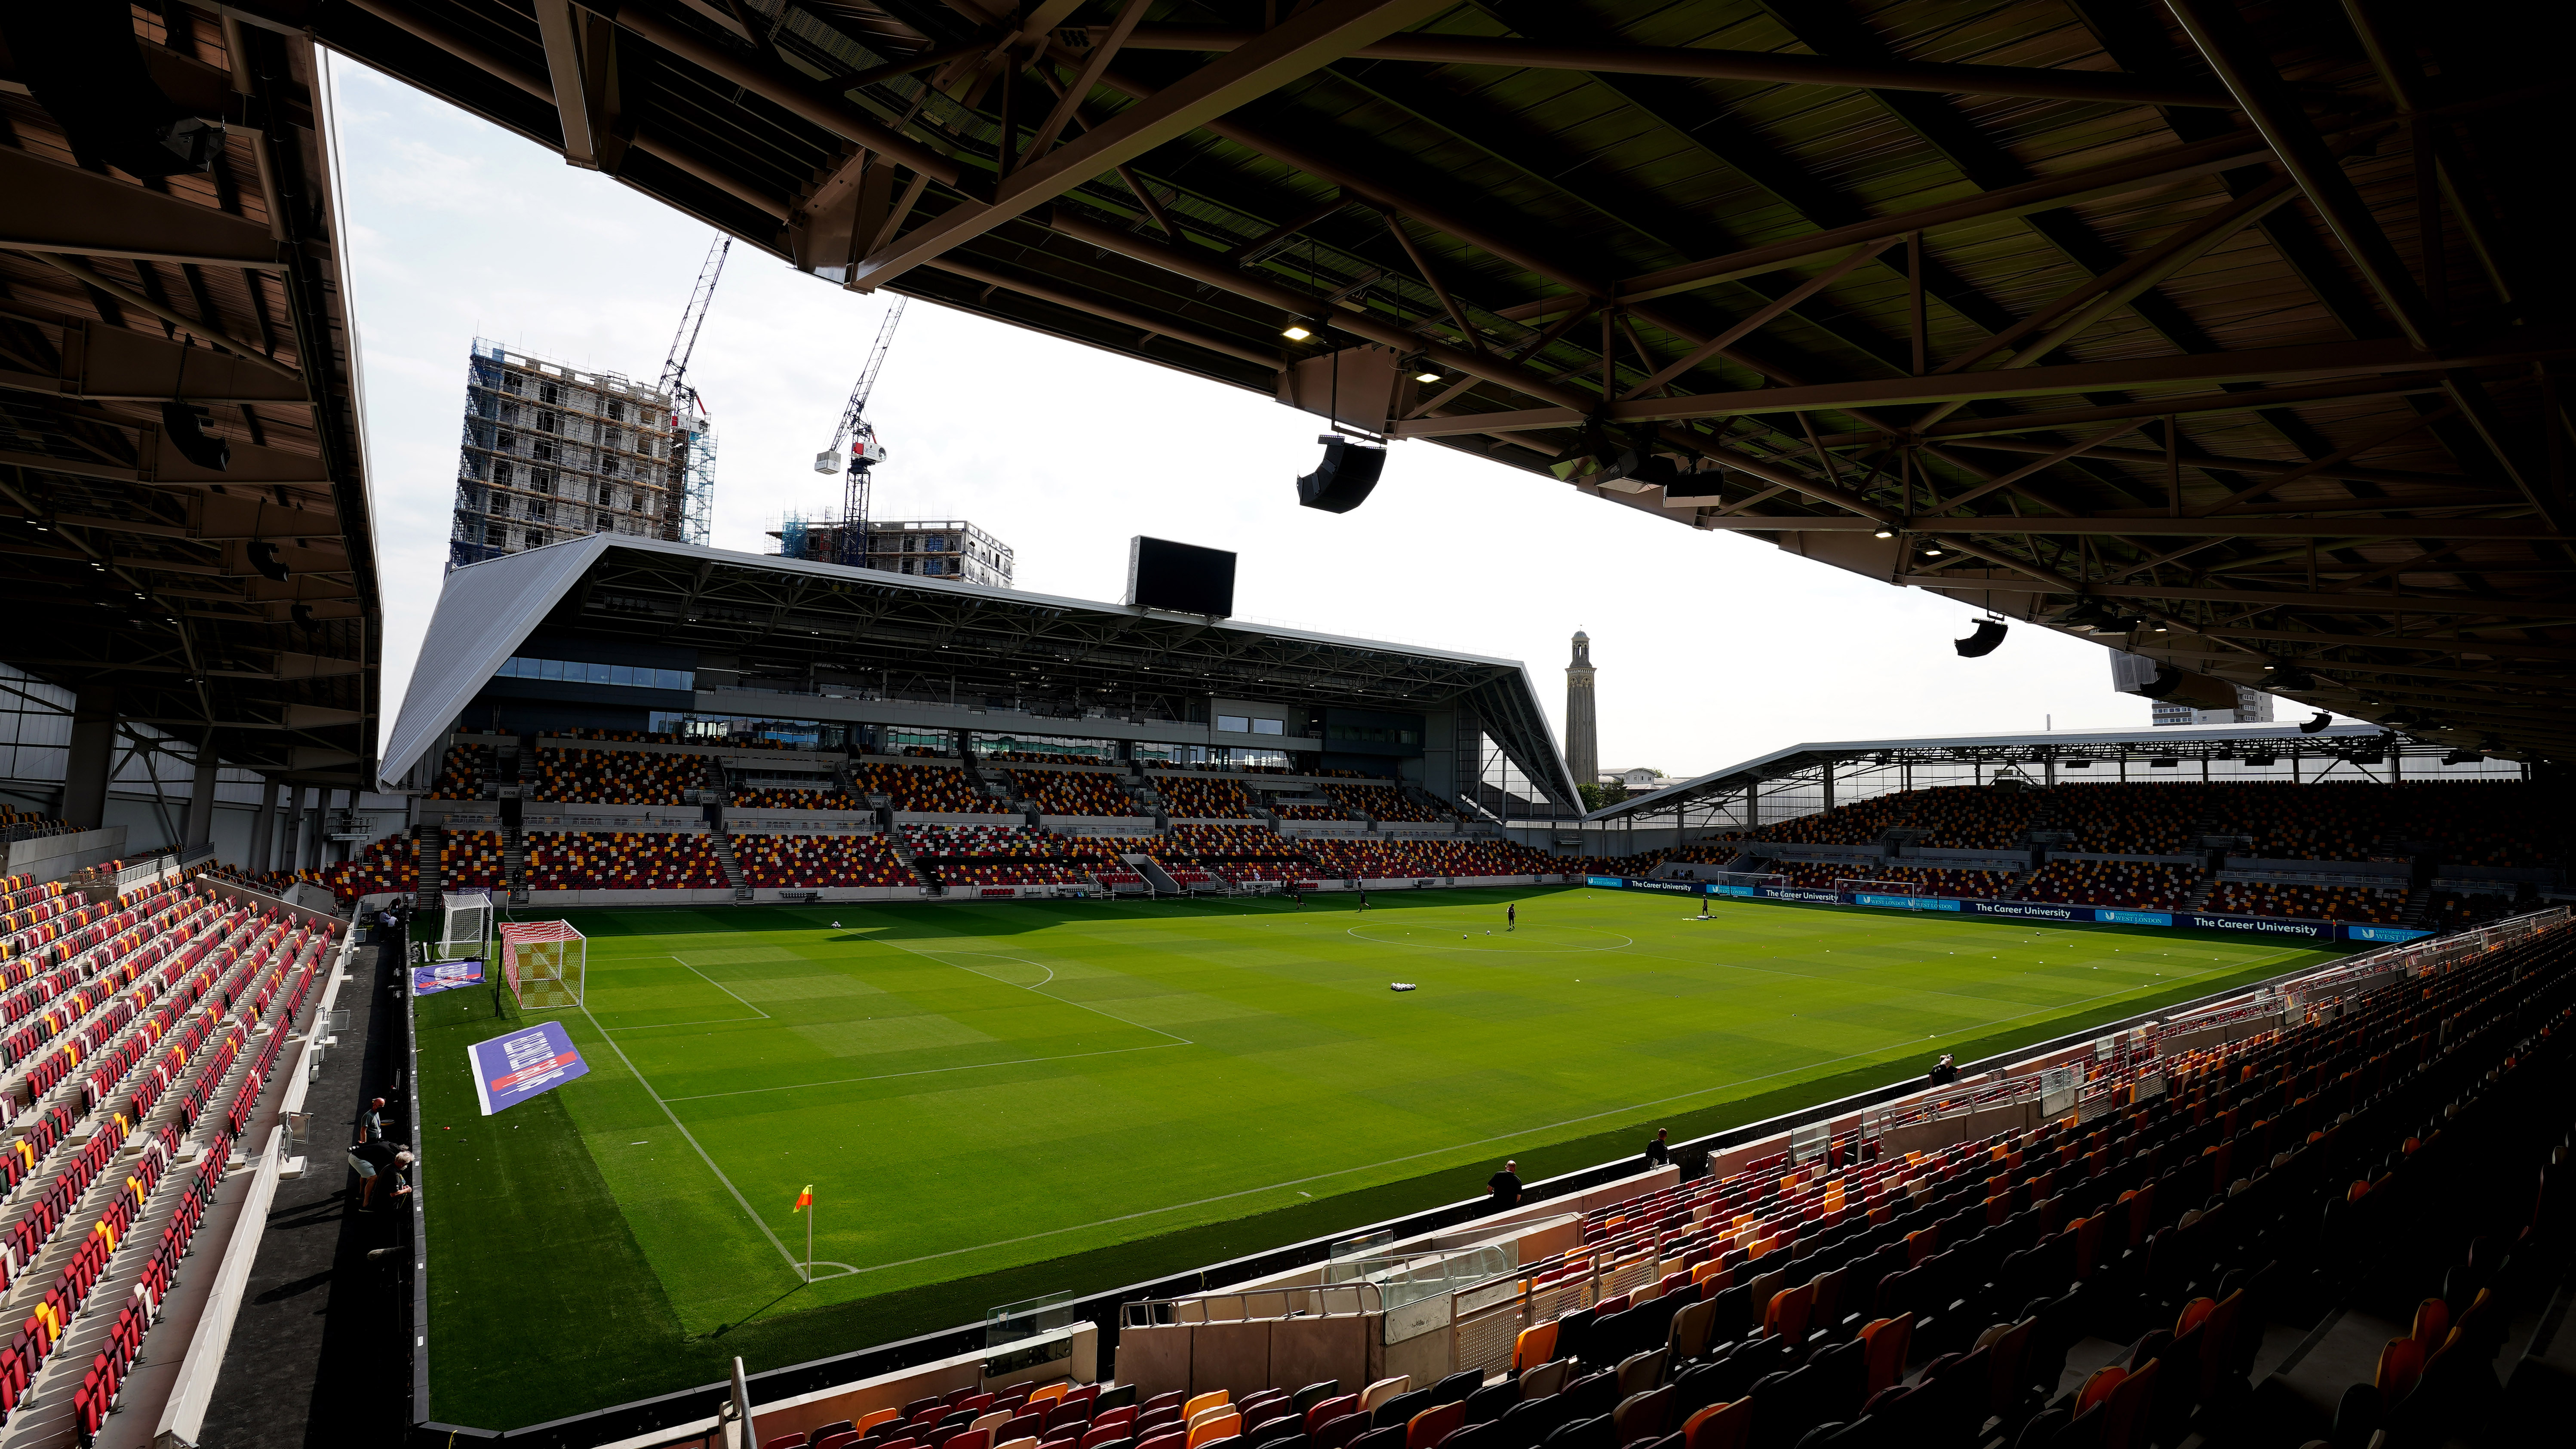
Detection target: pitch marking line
<box><xmin>569</xmin><ymin>997</ymin><xmax>812</xmax><ymax>1281</ymax></box>
<box><xmin>863</xmin><ymin>938</ymin><xmax>1198</xmax><ymax>1048</ymax></box>
<box><xmin>825</xmin><ymin>944</ymin><xmax>2301</xmax><ymax>1281</ymax></box>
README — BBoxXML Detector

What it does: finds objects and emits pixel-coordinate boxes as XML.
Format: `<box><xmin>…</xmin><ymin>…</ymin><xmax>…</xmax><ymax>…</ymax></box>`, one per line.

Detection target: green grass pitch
<box><xmin>413</xmin><ymin>886</ymin><xmax>2344</xmax><ymax>1428</ymax></box>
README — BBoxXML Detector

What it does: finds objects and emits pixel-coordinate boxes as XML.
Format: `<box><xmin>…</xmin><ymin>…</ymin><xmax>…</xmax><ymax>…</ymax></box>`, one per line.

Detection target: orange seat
<box><xmin>2099</xmin><ymin>1360</ymin><xmax>2158</xmax><ymax>1449</ymax></box>
<box><xmin>2075</xmin><ymin>1365</ymin><xmax>2126</xmax><ymax>1416</ymax></box>
<box><xmin>1187</xmin><ymin>1415</ymin><xmax>1242</xmax><ymax>1449</ymax></box>
<box><xmin>1181</xmin><ymin>1394</ymin><xmax>1229</xmax><ymax>1423</ymax></box>
<box><xmin>2172</xmin><ymin>1298</ymin><xmax>2216</xmax><ymax>1337</ymax></box>
<box><xmin>1512</xmin><ymin>1320</ymin><xmax>1559</xmax><ymax>1373</ymax></box>
<box><xmin>1680</xmin><ymin>1400</ymin><xmax>1749</xmax><ymax>1449</ymax></box>
<box><xmin>1859</xmin><ymin>1314</ymin><xmax>1914</xmax><ymax>1394</ymax></box>
<box><xmin>2410</xmin><ymin>1298</ymin><xmax>2450</xmax><ymax>1348</ymax></box>
<box><xmin>1763</xmin><ymin>1283</ymin><xmax>1814</xmax><ymax>1341</ymax></box>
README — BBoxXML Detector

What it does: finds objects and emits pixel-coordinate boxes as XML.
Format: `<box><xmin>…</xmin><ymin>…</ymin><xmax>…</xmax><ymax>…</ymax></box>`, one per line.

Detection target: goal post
<box><xmin>1709</xmin><ymin>871</ymin><xmax>1787</xmax><ymax>892</ymax></box>
<box><xmin>439</xmin><ymin>890</ymin><xmax>493</xmax><ymax>960</ymax></box>
<box><xmin>1837</xmin><ymin>878</ymin><xmax>1924</xmax><ymax>903</ymax></box>
<box><xmin>499</xmin><ymin>921</ymin><xmax>586</xmax><ymax>1009</ymax></box>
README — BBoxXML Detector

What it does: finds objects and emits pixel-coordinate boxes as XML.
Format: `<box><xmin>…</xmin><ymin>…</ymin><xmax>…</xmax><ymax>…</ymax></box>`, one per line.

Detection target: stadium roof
<box><xmin>296</xmin><ymin>0</ymin><xmax>2576</xmax><ymax>760</ymax></box>
<box><xmin>0</xmin><ymin>11</ymin><xmax>381</xmax><ymax>789</ymax></box>
<box><xmin>1586</xmin><ymin>720</ymin><xmax>2425</xmax><ymax>822</ymax></box>
<box><xmin>380</xmin><ymin>533</ymin><xmax>1577</xmax><ymax>802</ymax></box>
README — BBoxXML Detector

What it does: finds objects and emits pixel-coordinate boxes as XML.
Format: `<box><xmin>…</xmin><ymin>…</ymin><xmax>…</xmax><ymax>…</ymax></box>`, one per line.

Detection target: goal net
<box><xmin>499</xmin><ymin>921</ymin><xmax>586</xmax><ymax>1009</ymax></box>
<box><xmin>439</xmin><ymin>890</ymin><xmax>492</xmax><ymax>960</ymax></box>
<box><xmin>1709</xmin><ymin>871</ymin><xmax>1787</xmax><ymax>891</ymax></box>
<box><xmin>1837</xmin><ymin>878</ymin><xmax>1924</xmax><ymax>901</ymax></box>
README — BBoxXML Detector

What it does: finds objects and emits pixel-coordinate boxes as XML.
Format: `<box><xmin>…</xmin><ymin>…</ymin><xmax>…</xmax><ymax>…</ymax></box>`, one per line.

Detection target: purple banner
<box><xmin>468</xmin><ymin>1020</ymin><xmax>590</xmax><ymax>1116</ymax></box>
<box><xmin>412</xmin><ymin>958</ymin><xmax>486</xmax><ymax>995</ymax></box>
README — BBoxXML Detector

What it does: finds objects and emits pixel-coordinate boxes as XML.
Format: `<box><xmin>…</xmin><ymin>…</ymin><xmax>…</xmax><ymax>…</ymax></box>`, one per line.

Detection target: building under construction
<box><xmin>774</xmin><ymin>515</ymin><xmax>1014</xmax><ymax>587</ymax></box>
<box><xmin>450</xmin><ymin>340</ymin><xmax>709</xmax><ymax>569</ymax></box>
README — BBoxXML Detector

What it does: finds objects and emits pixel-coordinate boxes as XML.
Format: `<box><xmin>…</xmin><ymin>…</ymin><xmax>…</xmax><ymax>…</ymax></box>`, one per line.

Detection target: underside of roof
<box><xmin>1590</xmin><ymin>720</ymin><xmax>2416</xmax><ymax>821</ymax></box>
<box><xmin>378</xmin><ymin>537</ymin><xmax>1579</xmax><ymax>803</ymax></box>
<box><xmin>291</xmin><ymin>0</ymin><xmax>2576</xmax><ymax>763</ymax></box>
<box><xmin>0</xmin><ymin>6</ymin><xmax>381</xmax><ymax>788</ymax></box>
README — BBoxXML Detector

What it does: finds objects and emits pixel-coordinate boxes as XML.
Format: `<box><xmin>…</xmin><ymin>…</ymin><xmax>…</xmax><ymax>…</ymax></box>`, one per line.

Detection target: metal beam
<box><xmin>0</xmin><ymin>147</ymin><xmax>283</xmax><ymax>270</ymax></box>
<box><xmin>0</xmin><ymin>310</ymin><xmax>308</xmax><ymax>406</ymax></box>
<box><xmin>1091</xmin><ymin>25</ymin><xmax>2236</xmax><ymax>107</ymax></box>
<box><xmin>1587</xmin><ymin>130</ymin><xmax>2283</xmax><ymax>308</ymax></box>
<box><xmin>530</xmin><ymin>0</ymin><xmax>598</xmax><ymax>166</ymax></box>
<box><xmin>846</xmin><ymin>0</ymin><xmax>1451</xmax><ymax>291</ymax></box>
<box><xmin>1700</xmin><ymin>515</ymin><xmax>2557</xmax><ymax>538</ymax></box>
<box><xmin>1897</xmin><ymin>574</ymin><xmax>2576</xmax><ymax>617</ymax></box>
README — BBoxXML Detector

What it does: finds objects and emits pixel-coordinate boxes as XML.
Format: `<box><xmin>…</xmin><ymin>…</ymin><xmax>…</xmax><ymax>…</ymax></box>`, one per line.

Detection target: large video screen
<box><xmin>1127</xmin><ymin>536</ymin><xmax>1237</xmax><ymax>616</ymax></box>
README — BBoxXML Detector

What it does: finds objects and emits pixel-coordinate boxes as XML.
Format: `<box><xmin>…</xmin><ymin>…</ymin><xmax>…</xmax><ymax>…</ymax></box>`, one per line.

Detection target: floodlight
<box><xmin>1873</xmin><ymin>526</ymin><xmax>1894</xmax><ymax>538</ymax></box>
<box><xmin>2298</xmin><ymin>711</ymin><xmax>2331</xmax><ymax>733</ymax></box>
<box><xmin>1922</xmin><ymin>543</ymin><xmax>1946</xmax><ymax>557</ymax></box>
<box><xmin>1415</xmin><ymin>370</ymin><xmax>1441</xmax><ymax>384</ymax></box>
<box><xmin>1281</xmin><ymin>324</ymin><xmax>1313</xmax><ymax>341</ymax></box>
<box><xmin>1954</xmin><ymin>617</ymin><xmax>2008</xmax><ymax>657</ymax></box>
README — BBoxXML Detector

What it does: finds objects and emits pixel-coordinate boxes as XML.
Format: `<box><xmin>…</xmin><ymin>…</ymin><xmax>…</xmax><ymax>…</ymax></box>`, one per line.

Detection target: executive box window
<box><xmin>495</xmin><ymin>656</ymin><xmax>695</xmax><ymax>691</ymax></box>
<box><xmin>1216</xmin><ymin>714</ymin><xmax>1250</xmax><ymax>733</ymax></box>
<box><xmin>1251</xmin><ymin>718</ymin><xmax>1285</xmax><ymax>735</ymax></box>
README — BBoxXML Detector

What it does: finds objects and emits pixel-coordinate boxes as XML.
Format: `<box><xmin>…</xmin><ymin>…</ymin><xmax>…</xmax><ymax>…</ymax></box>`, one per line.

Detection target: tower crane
<box><xmin>658</xmin><ymin>234</ymin><xmax>730</xmax><ymax>545</ymax></box>
<box><xmin>814</xmin><ymin>298</ymin><xmax>907</xmax><ymax>567</ymax></box>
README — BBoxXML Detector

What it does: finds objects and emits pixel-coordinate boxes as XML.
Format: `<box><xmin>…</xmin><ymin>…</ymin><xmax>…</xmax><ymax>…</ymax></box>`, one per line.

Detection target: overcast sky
<box><xmin>328</xmin><ymin>56</ymin><xmax>2319</xmax><ymax>781</ymax></box>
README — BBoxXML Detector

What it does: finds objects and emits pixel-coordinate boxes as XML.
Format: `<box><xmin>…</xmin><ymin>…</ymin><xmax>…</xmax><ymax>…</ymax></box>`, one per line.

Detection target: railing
<box><xmin>1445</xmin><ymin>1221</ymin><xmax>1678</xmax><ymax>1378</ymax></box>
<box><xmin>1120</xmin><ymin>1280</ymin><xmax>1385</xmax><ymax>1328</ymax></box>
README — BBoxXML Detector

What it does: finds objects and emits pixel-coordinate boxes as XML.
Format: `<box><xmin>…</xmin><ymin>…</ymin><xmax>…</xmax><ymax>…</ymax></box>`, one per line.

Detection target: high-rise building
<box><xmin>451</xmin><ymin>341</ymin><xmax>695</xmax><ymax>570</ymax></box>
<box><xmin>770</xmin><ymin>517</ymin><xmax>1014</xmax><ymax>588</ymax></box>
<box><xmin>1565</xmin><ymin>630</ymin><xmax>1598</xmax><ymax>790</ymax></box>
<box><xmin>2152</xmin><ymin>685</ymin><xmax>2278</xmax><ymax>727</ymax></box>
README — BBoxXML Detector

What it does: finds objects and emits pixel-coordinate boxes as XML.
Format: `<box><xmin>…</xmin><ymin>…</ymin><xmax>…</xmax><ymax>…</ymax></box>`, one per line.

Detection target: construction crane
<box><xmin>813</xmin><ymin>297</ymin><xmax>907</xmax><ymax>567</ymax></box>
<box><xmin>658</xmin><ymin>234</ymin><xmax>731</xmax><ymax>546</ymax></box>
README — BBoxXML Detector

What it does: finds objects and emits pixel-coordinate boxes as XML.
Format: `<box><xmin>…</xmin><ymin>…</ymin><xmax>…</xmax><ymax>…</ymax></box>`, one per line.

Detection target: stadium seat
<box><xmin>1462</xmin><ymin>1383</ymin><xmax>1516</xmax><ymax>1427</ymax></box>
<box><xmin>1513</xmin><ymin>1321</ymin><xmax>1559</xmax><ymax>1372</ymax></box>
<box><xmin>1429</xmin><ymin>1373</ymin><xmax>1481</xmax><ymax>1407</ymax></box>
<box><xmin>1372</xmin><ymin>1390</ymin><xmax>1431</xmax><ymax>1431</ymax></box>
<box><xmin>1306</xmin><ymin>1397</ymin><xmax>1360</xmax><ymax>1434</ymax></box>
<box><xmin>1190</xmin><ymin>1414</ymin><xmax>1244</xmax><ymax>1449</ymax></box>
<box><xmin>1292</xmin><ymin>1384</ymin><xmax>1340</xmax><ymax>1417</ymax></box>
<box><xmin>1359</xmin><ymin>1380</ymin><xmax>1410</xmax><ymax>1414</ymax></box>
<box><xmin>1138</xmin><ymin>1435</ymin><xmax>1186</xmax><ymax>1449</ymax></box>
<box><xmin>1310</xmin><ymin>1417</ymin><xmax>1367</xmax><ymax>1449</ymax></box>
<box><xmin>1407</xmin><ymin>1402</ymin><xmax>1466</xmax><ymax>1449</ymax></box>
<box><xmin>1185</xmin><ymin>1394</ymin><xmax>1231</xmax><ymax>1422</ymax></box>
<box><xmin>1678</xmin><ymin>1400</ymin><xmax>1747</xmax><ymax>1449</ymax></box>
<box><xmin>1190</xmin><ymin>1406</ymin><xmax>1236</xmax><ymax>1433</ymax></box>
<box><xmin>1611</xmin><ymin>1387</ymin><xmax>1672</xmax><ymax>1446</ymax></box>
<box><xmin>1519</xmin><ymin>1362</ymin><xmax>1570</xmax><ymax>1400</ymax></box>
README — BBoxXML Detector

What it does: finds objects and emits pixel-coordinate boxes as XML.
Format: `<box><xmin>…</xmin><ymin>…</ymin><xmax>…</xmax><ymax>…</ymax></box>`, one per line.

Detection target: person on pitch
<box><xmin>1507</xmin><ymin>902</ymin><xmax>1517</xmax><ymax>932</ymax></box>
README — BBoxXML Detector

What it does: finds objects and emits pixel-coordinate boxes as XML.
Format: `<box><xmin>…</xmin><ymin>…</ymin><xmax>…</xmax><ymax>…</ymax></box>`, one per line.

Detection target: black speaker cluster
<box><xmin>3</xmin><ymin>4</ymin><xmax>227</xmax><ymax>178</ymax></box>
<box><xmin>1297</xmin><ymin>436</ymin><xmax>1385</xmax><ymax>513</ymax></box>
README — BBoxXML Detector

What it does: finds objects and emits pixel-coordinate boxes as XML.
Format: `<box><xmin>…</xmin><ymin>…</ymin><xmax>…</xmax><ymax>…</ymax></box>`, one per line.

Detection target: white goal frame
<box><xmin>1709</xmin><ymin>871</ymin><xmax>1788</xmax><ymax>891</ymax></box>
<box><xmin>438</xmin><ymin>890</ymin><xmax>492</xmax><ymax>960</ymax></box>
<box><xmin>1836</xmin><ymin>877</ymin><xmax>1924</xmax><ymax>899</ymax></box>
<box><xmin>499</xmin><ymin>920</ymin><xmax>587</xmax><ymax>1009</ymax></box>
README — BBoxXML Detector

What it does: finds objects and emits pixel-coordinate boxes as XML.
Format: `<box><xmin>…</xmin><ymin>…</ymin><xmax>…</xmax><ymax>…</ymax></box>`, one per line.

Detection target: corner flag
<box><xmin>792</xmin><ymin>1184</ymin><xmax>813</xmax><ymax>1212</ymax></box>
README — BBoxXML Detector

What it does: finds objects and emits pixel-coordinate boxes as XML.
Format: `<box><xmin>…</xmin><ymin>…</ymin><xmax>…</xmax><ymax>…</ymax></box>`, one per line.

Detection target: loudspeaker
<box><xmin>1297</xmin><ymin>437</ymin><xmax>1385</xmax><ymax>513</ymax></box>
<box><xmin>1954</xmin><ymin>618</ymin><xmax>2008</xmax><ymax>658</ymax></box>
<box><xmin>2298</xmin><ymin>711</ymin><xmax>2331</xmax><ymax>733</ymax></box>
<box><xmin>2136</xmin><ymin>663</ymin><xmax>2186</xmax><ymax>698</ymax></box>
<box><xmin>2</xmin><ymin>3</ymin><xmax>224</xmax><ymax>178</ymax></box>
<box><xmin>160</xmin><ymin>402</ymin><xmax>230</xmax><ymax>471</ymax></box>
<box><xmin>248</xmin><ymin>541</ymin><xmax>289</xmax><ymax>582</ymax></box>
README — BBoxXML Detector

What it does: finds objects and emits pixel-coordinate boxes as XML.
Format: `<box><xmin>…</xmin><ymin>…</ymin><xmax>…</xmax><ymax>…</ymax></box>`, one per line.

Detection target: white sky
<box><xmin>328</xmin><ymin>56</ymin><xmax>2333</xmax><ymax>781</ymax></box>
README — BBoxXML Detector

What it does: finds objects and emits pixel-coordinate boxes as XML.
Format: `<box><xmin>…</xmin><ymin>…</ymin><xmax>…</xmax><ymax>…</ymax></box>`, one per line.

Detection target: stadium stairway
<box><xmin>500</xmin><ymin>824</ymin><xmax>528</xmax><ymax>908</ymax></box>
<box><xmin>411</xmin><ymin>824</ymin><xmax>443</xmax><ymax>915</ymax></box>
<box><xmin>2180</xmin><ymin>869</ymin><xmax>2222</xmax><ymax>912</ymax></box>
<box><xmin>711</xmin><ymin>833</ymin><xmax>752</xmax><ymax>901</ymax></box>
<box><xmin>884</xmin><ymin>832</ymin><xmax>933</xmax><ymax>889</ymax></box>
<box><xmin>1128</xmin><ymin>854</ymin><xmax>1186</xmax><ymax>894</ymax></box>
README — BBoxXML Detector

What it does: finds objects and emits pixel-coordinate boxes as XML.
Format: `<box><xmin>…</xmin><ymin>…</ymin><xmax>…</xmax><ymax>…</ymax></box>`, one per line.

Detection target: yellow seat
<box><xmin>1181</xmin><ymin>1392</ymin><xmax>1230</xmax><ymax>1422</ymax></box>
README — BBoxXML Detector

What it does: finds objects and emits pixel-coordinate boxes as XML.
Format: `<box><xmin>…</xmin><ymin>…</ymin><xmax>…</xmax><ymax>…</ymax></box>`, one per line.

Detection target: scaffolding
<box><xmin>451</xmin><ymin>339</ymin><xmax>689</xmax><ymax>570</ymax></box>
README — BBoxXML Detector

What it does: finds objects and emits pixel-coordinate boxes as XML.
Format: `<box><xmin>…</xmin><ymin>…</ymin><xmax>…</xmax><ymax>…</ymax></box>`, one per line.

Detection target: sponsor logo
<box><xmin>2345</xmin><ymin>924</ymin><xmax>2433</xmax><ymax>944</ymax></box>
<box><xmin>1715</xmin><ymin>884</ymin><xmax>1758</xmax><ymax>898</ymax></box>
<box><xmin>2099</xmin><ymin>909</ymin><xmax>2174</xmax><ymax>927</ymax></box>
<box><xmin>1586</xmin><ymin>876</ymin><xmax>1627</xmax><ymax>889</ymax></box>
<box><xmin>1969</xmin><ymin>901</ymin><xmax>2084</xmax><ymax>922</ymax></box>
<box><xmin>2186</xmin><ymin>913</ymin><xmax>2331</xmax><ymax>938</ymax></box>
<box><xmin>1627</xmin><ymin>879</ymin><xmax>1708</xmax><ymax>894</ymax></box>
<box><xmin>1762</xmin><ymin>887</ymin><xmax>1840</xmax><ymax>904</ymax></box>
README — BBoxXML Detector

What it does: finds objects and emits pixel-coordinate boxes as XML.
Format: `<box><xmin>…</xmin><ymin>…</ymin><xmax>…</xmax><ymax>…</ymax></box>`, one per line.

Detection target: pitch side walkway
<box><xmin>195</xmin><ymin>923</ymin><xmax>410</xmax><ymax>1449</ymax></box>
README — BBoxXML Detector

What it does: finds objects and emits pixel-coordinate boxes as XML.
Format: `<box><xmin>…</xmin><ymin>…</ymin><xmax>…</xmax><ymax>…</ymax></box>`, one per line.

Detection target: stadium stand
<box><xmin>1013</xmin><ymin>770</ymin><xmax>1147</xmax><ymax>817</ymax></box>
<box><xmin>738</xmin><ymin>835</ymin><xmax>919</xmax><ymax>889</ymax></box>
<box><xmin>0</xmin><ymin>809</ymin><xmax>77</xmax><ymax>839</ymax></box>
<box><xmin>2209</xmin><ymin>878</ymin><xmax>2407</xmax><ymax>925</ymax></box>
<box><xmin>1156</xmin><ymin>776</ymin><xmax>1261</xmax><ymax>818</ymax></box>
<box><xmin>320</xmin><ymin>834</ymin><xmax>418</xmax><ymax>904</ymax></box>
<box><xmin>2017</xmin><ymin>859</ymin><xmax>2204</xmax><ymax>910</ymax></box>
<box><xmin>1303</xmin><ymin>837</ymin><xmax>1559</xmax><ymax>879</ymax></box>
<box><xmin>1268</xmin><ymin>801</ymin><xmax>1351</xmax><ymax>821</ymax></box>
<box><xmin>2426</xmin><ymin>889</ymin><xmax>2524</xmax><ymax>933</ymax></box>
<box><xmin>1090</xmin><ymin>911</ymin><xmax>2574</xmax><ymax>1449</ymax></box>
<box><xmin>1322</xmin><ymin>783</ymin><xmax>1445</xmax><ymax>823</ymax></box>
<box><xmin>535</xmin><ymin>748</ymin><xmax>702</xmax><ymax>806</ymax></box>
<box><xmin>1846</xmin><ymin>864</ymin><xmax>2017</xmax><ymax>900</ymax></box>
<box><xmin>853</xmin><ymin>763</ymin><xmax>1009</xmax><ymax>814</ymax></box>
<box><xmin>1579</xmin><ymin>841</ymin><xmax>1748</xmax><ymax>878</ymax></box>
<box><xmin>733</xmin><ymin>786</ymin><xmax>872</xmax><ymax>811</ymax></box>
<box><xmin>1159</xmin><ymin>824</ymin><xmax>1299</xmax><ymax>858</ymax></box>
<box><xmin>525</xmin><ymin>833</ymin><xmax>727</xmax><ymax>890</ymax></box>
<box><xmin>429</xmin><ymin>744</ymin><xmax>495</xmax><ymax>800</ymax></box>
<box><xmin>986</xmin><ymin>751</ymin><xmax>1112</xmax><ymax>766</ymax></box>
<box><xmin>435</xmin><ymin>830</ymin><xmax>508</xmax><ymax>891</ymax></box>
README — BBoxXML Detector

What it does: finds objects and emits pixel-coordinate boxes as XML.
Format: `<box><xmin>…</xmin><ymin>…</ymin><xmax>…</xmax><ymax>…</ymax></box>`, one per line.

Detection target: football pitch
<box><xmin>414</xmin><ymin>886</ymin><xmax>2344</xmax><ymax>1427</ymax></box>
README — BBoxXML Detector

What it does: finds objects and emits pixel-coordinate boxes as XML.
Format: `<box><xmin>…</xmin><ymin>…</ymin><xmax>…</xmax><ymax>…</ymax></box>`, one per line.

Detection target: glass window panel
<box><xmin>1216</xmin><ymin>715</ymin><xmax>1248</xmax><ymax>733</ymax></box>
<box><xmin>539</xmin><ymin>658</ymin><xmax>564</xmax><ymax>681</ymax></box>
<box><xmin>609</xmin><ymin>665</ymin><xmax>633</xmax><ymax>687</ymax></box>
<box><xmin>587</xmin><ymin>662</ymin><xmax>612</xmax><ymax>685</ymax></box>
